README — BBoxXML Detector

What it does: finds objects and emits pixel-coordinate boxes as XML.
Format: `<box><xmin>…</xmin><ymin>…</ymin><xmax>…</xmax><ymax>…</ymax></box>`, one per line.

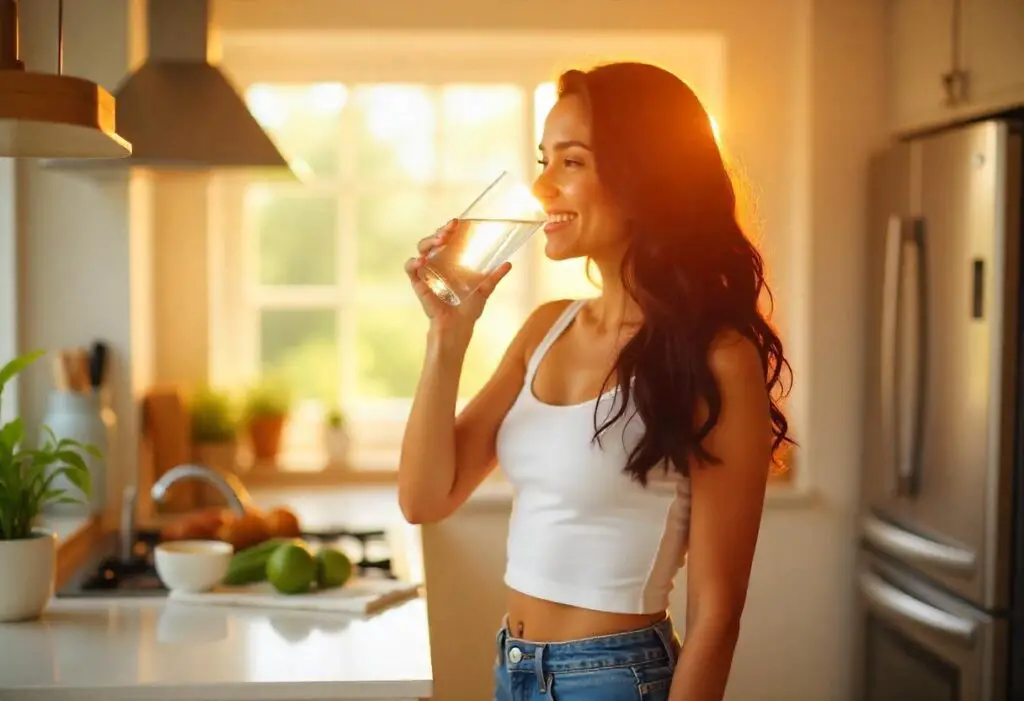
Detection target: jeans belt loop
<box><xmin>535</xmin><ymin>644</ymin><xmax>548</xmax><ymax>692</ymax></box>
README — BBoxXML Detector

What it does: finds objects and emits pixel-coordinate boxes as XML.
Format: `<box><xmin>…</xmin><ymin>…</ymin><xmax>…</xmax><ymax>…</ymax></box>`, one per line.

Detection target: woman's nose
<box><xmin>531</xmin><ymin>169</ymin><xmax>557</xmax><ymax>202</ymax></box>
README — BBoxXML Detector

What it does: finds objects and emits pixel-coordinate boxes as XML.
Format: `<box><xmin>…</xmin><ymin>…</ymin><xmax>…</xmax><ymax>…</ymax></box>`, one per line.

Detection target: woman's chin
<box><xmin>543</xmin><ymin>237</ymin><xmax>577</xmax><ymax>261</ymax></box>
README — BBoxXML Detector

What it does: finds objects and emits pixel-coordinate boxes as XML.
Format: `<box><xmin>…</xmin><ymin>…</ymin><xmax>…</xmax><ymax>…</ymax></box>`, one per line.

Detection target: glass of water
<box><xmin>417</xmin><ymin>171</ymin><xmax>546</xmax><ymax>306</ymax></box>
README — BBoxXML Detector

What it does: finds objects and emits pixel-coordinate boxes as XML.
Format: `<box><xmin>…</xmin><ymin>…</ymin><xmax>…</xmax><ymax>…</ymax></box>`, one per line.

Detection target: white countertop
<box><xmin>4</xmin><ymin>482</ymin><xmax>509</xmax><ymax>700</ymax></box>
<box><xmin>0</xmin><ymin>595</ymin><xmax>432</xmax><ymax>701</ymax></box>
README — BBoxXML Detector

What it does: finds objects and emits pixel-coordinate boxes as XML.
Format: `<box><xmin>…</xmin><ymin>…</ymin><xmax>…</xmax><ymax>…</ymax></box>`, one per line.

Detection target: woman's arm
<box><xmin>398</xmin><ymin>300</ymin><xmax>570</xmax><ymax>524</ymax></box>
<box><xmin>669</xmin><ymin>331</ymin><xmax>774</xmax><ymax>701</ymax></box>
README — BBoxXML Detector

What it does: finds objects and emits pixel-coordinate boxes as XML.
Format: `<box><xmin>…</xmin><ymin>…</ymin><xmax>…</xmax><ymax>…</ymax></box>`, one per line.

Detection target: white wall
<box><xmin>15</xmin><ymin>0</ymin><xmax>152</xmax><ymax>524</ymax></box>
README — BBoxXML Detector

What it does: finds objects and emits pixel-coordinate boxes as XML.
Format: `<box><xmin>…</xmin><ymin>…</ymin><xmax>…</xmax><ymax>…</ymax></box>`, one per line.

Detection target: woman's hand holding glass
<box><xmin>405</xmin><ymin>219</ymin><xmax>511</xmax><ymax>345</ymax></box>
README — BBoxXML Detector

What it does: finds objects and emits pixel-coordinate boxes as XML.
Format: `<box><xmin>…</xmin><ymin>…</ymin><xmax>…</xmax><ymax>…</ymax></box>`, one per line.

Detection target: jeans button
<box><xmin>508</xmin><ymin>646</ymin><xmax>523</xmax><ymax>663</ymax></box>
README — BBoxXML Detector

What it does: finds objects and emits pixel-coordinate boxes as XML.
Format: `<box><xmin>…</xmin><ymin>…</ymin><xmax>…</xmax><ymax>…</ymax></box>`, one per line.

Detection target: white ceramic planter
<box><xmin>0</xmin><ymin>530</ymin><xmax>56</xmax><ymax>622</ymax></box>
<box><xmin>323</xmin><ymin>426</ymin><xmax>350</xmax><ymax>467</ymax></box>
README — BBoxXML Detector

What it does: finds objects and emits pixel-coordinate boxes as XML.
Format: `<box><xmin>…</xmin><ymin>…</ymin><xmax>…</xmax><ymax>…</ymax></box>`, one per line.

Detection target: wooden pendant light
<box><xmin>0</xmin><ymin>0</ymin><xmax>131</xmax><ymax>159</ymax></box>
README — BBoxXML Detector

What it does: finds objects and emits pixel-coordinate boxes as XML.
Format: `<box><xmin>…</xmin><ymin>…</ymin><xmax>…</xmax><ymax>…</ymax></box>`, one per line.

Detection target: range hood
<box><xmin>45</xmin><ymin>0</ymin><xmax>291</xmax><ymax>173</ymax></box>
<box><xmin>0</xmin><ymin>0</ymin><xmax>132</xmax><ymax>159</ymax></box>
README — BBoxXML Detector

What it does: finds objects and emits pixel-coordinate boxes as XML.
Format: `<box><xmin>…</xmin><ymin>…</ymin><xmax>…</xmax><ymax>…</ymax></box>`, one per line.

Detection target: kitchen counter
<box><xmin>0</xmin><ymin>595</ymin><xmax>432</xmax><ymax>701</ymax></box>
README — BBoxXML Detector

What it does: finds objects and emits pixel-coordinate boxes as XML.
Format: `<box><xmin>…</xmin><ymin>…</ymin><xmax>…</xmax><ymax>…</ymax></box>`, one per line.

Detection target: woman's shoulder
<box><xmin>526</xmin><ymin>298</ymin><xmax>579</xmax><ymax>328</ymax></box>
<box><xmin>510</xmin><ymin>298</ymin><xmax>580</xmax><ymax>368</ymax></box>
<box><xmin>495</xmin><ymin>298</ymin><xmax>579</xmax><ymax>371</ymax></box>
<box><xmin>521</xmin><ymin>298</ymin><xmax>578</xmax><ymax>339</ymax></box>
<box><xmin>707</xmin><ymin>328</ymin><xmax>765</xmax><ymax>385</ymax></box>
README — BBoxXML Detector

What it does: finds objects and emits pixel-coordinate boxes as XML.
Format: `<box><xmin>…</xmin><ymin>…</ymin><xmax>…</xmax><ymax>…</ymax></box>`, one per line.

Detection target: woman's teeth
<box><xmin>547</xmin><ymin>213</ymin><xmax>577</xmax><ymax>224</ymax></box>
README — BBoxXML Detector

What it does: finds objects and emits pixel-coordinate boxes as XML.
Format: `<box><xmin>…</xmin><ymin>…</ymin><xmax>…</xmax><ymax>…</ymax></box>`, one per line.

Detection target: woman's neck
<box><xmin>585</xmin><ymin>257</ymin><xmax>643</xmax><ymax>332</ymax></box>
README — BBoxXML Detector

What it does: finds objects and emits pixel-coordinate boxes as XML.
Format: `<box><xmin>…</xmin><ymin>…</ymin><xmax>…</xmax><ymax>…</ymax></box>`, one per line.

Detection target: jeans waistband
<box><xmin>496</xmin><ymin>615</ymin><xmax>679</xmax><ymax>675</ymax></box>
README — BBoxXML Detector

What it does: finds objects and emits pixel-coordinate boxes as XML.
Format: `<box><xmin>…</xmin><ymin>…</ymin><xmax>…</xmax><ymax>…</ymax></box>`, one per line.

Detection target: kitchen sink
<box><xmin>57</xmin><ymin>526</ymin><xmax>397</xmax><ymax>598</ymax></box>
<box><xmin>57</xmin><ymin>529</ymin><xmax>169</xmax><ymax>597</ymax></box>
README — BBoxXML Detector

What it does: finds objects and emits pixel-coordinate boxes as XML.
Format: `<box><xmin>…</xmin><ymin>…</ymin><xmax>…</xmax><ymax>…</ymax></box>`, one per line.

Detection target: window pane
<box><xmin>259</xmin><ymin>309</ymin><xmax>339</xmax><ymax>402</ymax></box>
<box><xmin>248</xmin><ymin>188</ymin><xmax>337</xmax><ymax>286</ymax></box>
<box><xmin>352</xmin><ymin>85</ymin><xmax>435</xmax><ymax>183</ymax></box>
<box><xmin>441</xmin><ymin>85</ymin><xmax>524</xmax><ymax>183</ymax></box>
<box><xmin>354</xmin><ymin>186</ymin><xmax>533</xmax><ymax>295</ymax></box>
<box><xmin>246</xmin><ymin>83</ymin><xmax>346</xmax><ymax>178</ymax></box>
<box><xmin>534</xmin><ymin>82</ymin><xmax>557</xmax><ymax>144</ymax></box>
<box><xmin>460</xmin><ymin>303</ymin><xmax>522</xmax><ymax>398</ymax></box>
<box><xmin>355</xmin><ymin>190</ymin><xmax>431</xmax><ymax>289</ymax></box>
<box><xmin>355</xmin><ymin>305</ymin><xmax>429</xmax><ymax>399</ymax></box>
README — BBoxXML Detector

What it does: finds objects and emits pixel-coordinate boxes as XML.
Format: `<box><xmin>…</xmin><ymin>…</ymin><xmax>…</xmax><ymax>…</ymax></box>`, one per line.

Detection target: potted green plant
<box><xmin>189</xmin><ymin>386</ymin><xmax>240</xmax><ymax>474</ymax></box>
<box><xmin>242</xmin><ymin>379</ymin><xmax>291</xmax><ymax>464</ymax></box>
<box><xmin>322</xmin><ymin>405</ymin><xmax>349</xmax><ymax>468</ymax></box>
<box><xmin>0</xmin><ymin>350</ymin><xmax>99</xmax><ymax>621</ymax></box>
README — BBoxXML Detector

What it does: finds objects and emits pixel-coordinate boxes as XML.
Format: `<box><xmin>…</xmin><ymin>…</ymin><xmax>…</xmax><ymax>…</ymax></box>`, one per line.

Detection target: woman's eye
<box><xmin>536</xmin><ymin>157</ymin><xmax>584</xmax><ymax>169</ymax></box>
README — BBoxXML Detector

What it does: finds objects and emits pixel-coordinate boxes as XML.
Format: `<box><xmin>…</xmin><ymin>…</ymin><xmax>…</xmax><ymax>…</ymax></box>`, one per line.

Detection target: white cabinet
<box><xmin>887</xmin><ymin>0</ymin><xmax>1024</xmax><ymax>134</ymax></box>
<box><xmin>421</xmin><ymin>502</ymin><xmax>511</xmax><ymax>701</ymax></box>
<box><xmin>887</xmin><ymin>0</ymin><xmax>956</xmax><ymax>133</ymax></box>
<box><xmin>959</xmin><ymin>0</ymin><xmax>1024</xmax><ymax>111</ymax></box>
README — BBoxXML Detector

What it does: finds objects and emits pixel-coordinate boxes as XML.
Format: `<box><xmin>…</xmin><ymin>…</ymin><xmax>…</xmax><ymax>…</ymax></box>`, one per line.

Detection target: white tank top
<box><xmin>495</xmin><ymin>299</ymin><xmax>692</xmax><ymax>615</ymax></box>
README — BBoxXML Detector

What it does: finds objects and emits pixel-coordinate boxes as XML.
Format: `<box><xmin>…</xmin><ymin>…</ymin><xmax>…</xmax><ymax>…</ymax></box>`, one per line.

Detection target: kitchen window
<box><xmin>212</xmin><ymin>79</ymin><xmax>599</xmax><ymax>471</ymax></box>
<box><xmin>204</xmin><ymin>31</ymin><xmax>796</xmax><ymax>481</ymax></box>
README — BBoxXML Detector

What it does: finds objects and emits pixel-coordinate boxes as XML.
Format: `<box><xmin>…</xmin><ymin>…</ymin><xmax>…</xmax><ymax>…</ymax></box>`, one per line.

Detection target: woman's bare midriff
<box><xmin>505</xmin><ymin>587</ymin><xmax>667</xmax><ymax>642</ymax></box>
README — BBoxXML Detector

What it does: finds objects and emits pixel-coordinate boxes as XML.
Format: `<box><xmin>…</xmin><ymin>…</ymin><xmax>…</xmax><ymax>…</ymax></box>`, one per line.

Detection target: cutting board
<box><xmin>168</xmin><ymin>577</ymin><xmax>422</xmax><ymax>614</ymax></box>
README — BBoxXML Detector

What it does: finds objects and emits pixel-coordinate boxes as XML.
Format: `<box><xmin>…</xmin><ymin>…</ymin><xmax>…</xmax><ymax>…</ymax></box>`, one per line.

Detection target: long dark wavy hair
<box><xmin>557</xmin><ymin>62</ymin><xmax>794</xmax><ymax>484</ymax></box>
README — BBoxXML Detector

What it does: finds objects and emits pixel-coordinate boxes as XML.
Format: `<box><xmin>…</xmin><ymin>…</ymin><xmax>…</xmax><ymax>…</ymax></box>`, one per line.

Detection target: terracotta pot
<box><xmin>192</xmin><ymin>440</ymin><xmax>241</xmax><ymax>505</ymax></box>
<box><xmin>249</xmin><ymin>414</ymin><xmax>286</xmax><ymax>462</ymax></box>
<box><xmin>193</xmin><ymin>440</ymin><xmax>239</xmax><ymax>474</ymax></box>
<box><xmin>0</xmin><ymin>530</ymin><xmax>56</xmax><ymax>622</ymax></box>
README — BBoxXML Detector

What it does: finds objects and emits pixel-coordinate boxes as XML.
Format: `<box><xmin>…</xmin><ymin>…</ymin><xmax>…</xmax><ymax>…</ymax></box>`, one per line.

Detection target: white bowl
<box><xmin>154</xmin><ymin>540</ymin><xmax>233</xmax><ymax>593</ymax></box>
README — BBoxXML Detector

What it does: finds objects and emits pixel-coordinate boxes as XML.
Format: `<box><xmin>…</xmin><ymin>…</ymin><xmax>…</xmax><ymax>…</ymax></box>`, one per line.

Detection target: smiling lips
<box><xmin>544</xmin><ymin>211</ymin><xmax>577</xmax><ymax>234</ymax></box>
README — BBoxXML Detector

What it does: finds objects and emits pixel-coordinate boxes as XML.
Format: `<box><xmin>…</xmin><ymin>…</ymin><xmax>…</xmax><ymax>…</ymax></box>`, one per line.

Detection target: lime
<box><xmin>316</xmin><ymin>547</ymin><xmax>353</xmax><ymax>589</ymax></box>
<box><xmin>266</xmin><ymin>542</ymin><xmax>317</xmax><ymax>594</ymax></box>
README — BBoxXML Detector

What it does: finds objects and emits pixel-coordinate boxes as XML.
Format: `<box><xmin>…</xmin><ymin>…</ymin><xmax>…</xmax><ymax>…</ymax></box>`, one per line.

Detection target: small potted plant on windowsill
<box><xmin>189</xmin><ymin>386</ymin><xmax>240</xmax><ymax>474</ymax></box>
<box><xmin>322</xmin><ymin>405</ymin><xmax>350</xmax><ymax>468</ymax></box>
<box><xmin>242</xmin><ymin>379</ymin><xmax>291</xmax><ymax>466</ymax></box>
<box><xmin>0</xmin><ymin>349</ymin><xmax>99</xmax><ymax>622</ymax></box>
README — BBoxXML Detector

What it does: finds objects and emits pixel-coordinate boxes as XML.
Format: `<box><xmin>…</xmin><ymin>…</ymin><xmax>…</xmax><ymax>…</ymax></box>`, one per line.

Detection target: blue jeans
<box><xmin>493</xmin><ymin>616</ymin><xmax>681</xmax><ymax>701</ymax></box>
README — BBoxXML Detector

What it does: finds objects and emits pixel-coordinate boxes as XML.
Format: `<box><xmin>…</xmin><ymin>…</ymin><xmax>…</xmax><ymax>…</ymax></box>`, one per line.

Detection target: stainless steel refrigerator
<box><xmin>856</xmin><ymin>117</ymin><xmax>1024</xmax><ymax>701</ymax></box>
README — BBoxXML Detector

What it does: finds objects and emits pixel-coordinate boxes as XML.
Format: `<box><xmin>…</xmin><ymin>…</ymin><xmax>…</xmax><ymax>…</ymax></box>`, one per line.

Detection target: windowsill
<box><xmin>240</xmin><ymin>466</ymin><xmax>398</xmax><ymax>488</ymax></box>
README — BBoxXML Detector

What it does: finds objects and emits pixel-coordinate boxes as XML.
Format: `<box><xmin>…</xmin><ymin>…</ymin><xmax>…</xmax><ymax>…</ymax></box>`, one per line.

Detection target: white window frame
<box><xmin>210</xmin><ymin>30</ymin><xmax>725</xmax><ymax>473</ymax></box>
<box><xmin>0</xmin><ymin>158</ymin><xmax>17</xmax><ymax>423</ymax></box>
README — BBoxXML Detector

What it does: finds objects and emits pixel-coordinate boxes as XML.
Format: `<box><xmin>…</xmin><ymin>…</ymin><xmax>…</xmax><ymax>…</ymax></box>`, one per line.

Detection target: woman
<box><xmin>400</xmin><ymin>61</ymin><xmax>792</xmax><ymax>701</ymax></box>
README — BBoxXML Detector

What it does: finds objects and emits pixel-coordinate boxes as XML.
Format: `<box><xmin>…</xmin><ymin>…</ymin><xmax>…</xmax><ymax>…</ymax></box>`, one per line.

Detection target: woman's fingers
<box><xmin>416</xmin><ymin>219</ymin><xmax>458</xmax><ymax>255</ymax></box>
<box><xmin>406</xmin><ymin>256</ymin><xmax>448</xmax><ymax>318</ymax></box>
<box><xmin>475</xmin><ymin>262</ymin><xmax>512</xmax><ymax>300</ymax></box>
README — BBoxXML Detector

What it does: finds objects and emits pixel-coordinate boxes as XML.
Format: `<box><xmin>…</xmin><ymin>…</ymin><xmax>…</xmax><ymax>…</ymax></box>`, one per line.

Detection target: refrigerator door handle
<box><xmin>903</xmin><ymin>217</ymin><xmax>927</xmax><ymax>497</ymax></box>
<box><xmin>859</xmin><ymin>570</ymin><xmax>978</xmax><ymax>644</ymax></box>
<box><xmin>880</xmin><ymin>214</ymin><xmax>904</xmax><ymax>497</ymax></box>
<box><xmin>862</xmin><ymin>513</ymin><xmax>977</xmax><ymax>573</ymax></box>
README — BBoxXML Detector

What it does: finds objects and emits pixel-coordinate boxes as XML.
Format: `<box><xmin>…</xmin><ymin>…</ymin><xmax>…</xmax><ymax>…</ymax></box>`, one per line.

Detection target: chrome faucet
<box><xmin>150</xmin><ymin>464</ymin><xmax>253</xmax><ymax>515</ymax></box>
